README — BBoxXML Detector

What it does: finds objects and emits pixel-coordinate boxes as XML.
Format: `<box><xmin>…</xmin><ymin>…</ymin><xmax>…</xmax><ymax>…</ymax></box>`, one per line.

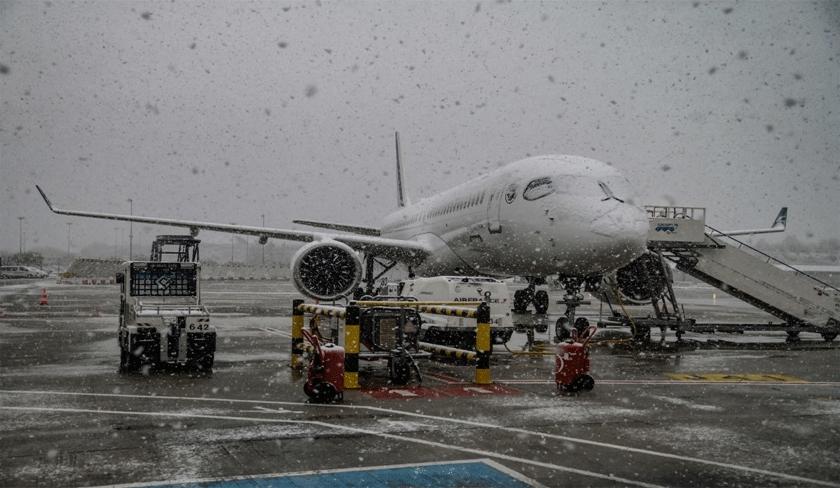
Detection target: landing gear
<box><xmin>553</xmin><ymin>277</ymin><xmax>592</xmax><ymax>343</ymax></box>
<box><xmin>512</xmin><ymin>280</ymin><xmax>549</xmax><ymax>314</ymax></box>
<box><xmin>534</xmin><ymin>290</ymin><xmax>549</xmax><ymax>314</ymax></box>
<box><xmin>513</xmin><ymin>288</ymin><xmax>533</xmax><ymax>313</ymax></box>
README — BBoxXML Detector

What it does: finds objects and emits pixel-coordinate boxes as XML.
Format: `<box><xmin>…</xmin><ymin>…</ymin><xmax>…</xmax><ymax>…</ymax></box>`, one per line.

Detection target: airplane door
<box><xmin>487</xmin><ymin>187</ymin><xmax>504</xmax><ymax>233</ymax></box>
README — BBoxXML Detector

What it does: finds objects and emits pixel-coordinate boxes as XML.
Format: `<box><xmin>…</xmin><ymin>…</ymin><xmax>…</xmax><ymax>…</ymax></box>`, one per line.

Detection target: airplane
<box><xmin>708</xmin><ymin>207</ymin><xmax>787</xmax><ymax>237</ymax></box>
<box><xmin>37</xmin><ymin>133</ymin><xmax>654</xmax><ymax>312</ymax></box>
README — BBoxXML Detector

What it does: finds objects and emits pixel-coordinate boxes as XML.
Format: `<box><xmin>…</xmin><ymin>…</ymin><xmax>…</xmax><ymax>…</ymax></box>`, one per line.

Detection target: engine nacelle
<box><xmin>291</xmin><ymin>241</ymin><xmax>363</xmax><ymax>301</ymax></box>
<box><xmin>609</xmin><ymin>252</ymin><xmax>671</xmax><ymax>305</ymax></box>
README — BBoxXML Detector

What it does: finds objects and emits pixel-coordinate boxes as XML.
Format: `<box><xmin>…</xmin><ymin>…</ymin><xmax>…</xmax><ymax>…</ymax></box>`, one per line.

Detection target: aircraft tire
<box><xmin>534</xmin><ymin>290</ymin><xmax>549</xmax><ymax>314</ymax></box>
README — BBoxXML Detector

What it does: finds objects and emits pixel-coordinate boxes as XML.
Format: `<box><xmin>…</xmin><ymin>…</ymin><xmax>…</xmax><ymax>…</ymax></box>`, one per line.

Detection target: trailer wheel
<box><xmin>821</xmin><ymin>332</ymin><xmax>837</xmax><ymax>342</ymax></box>
<box><xmin>575</xmin><ymin>374</ymin><xmax>595</xmax><ymax>391</ymax></box>
<box><xmin>304</xmin><ymin>381</ymin><xmax>338</xmax><ymax>403</ymax></box>
<box><xmin>389</xmin><ymin>356</ymin><xmax>412</xmax><ymax>385</ymax></box>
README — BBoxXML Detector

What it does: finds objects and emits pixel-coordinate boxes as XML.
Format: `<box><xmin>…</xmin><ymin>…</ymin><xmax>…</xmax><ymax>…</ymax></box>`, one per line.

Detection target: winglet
<box><xmin>395</xmin><ymin>131</ymin><xmax>410</xmax><ymax>208</ymax></box>
<box><xmin>36</xmin><ymin>185</ymin><xmax>56</xmax><ymax>212</ymax></box>
<box><xmin>771</xmin><ymin>207</ymin><xmax>787</xmax><ymax>230</ymax></box>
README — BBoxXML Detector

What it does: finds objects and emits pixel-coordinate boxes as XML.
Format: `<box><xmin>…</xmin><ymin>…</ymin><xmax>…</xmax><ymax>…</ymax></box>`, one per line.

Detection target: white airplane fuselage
<box><xmin>380</xmin><ymin>155</ymin><xmax>649</xmax><ymax>279</ymax></box>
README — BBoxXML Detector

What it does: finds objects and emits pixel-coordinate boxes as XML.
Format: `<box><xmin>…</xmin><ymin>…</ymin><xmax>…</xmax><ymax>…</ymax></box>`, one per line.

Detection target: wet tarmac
<box><xmin>1</xmin><ymin>278</ymin><xmax>839</xmax><ymax>487</ymax></box>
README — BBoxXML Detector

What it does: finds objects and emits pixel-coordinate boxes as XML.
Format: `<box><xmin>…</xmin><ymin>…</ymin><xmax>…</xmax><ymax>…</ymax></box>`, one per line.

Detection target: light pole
<box><xmin>66</xmin><ymin>222</ymin><xmax>72</xmax><ymax>257</ymax></box>
<box><xmin>127</xmin><ymin>198</ymin><xmax>133</xmax><ymax>260</ymax></box>
<box><xmin>17</xmin><ymin>217</ymin><xmax>24</xmax><ymax>255</ymax></box>
<box><xmin>230</xmin><ymin>225</ymin><xmax>235</xmax><ymax>262</ymax></box>
<box><xmin>261</xmin><ymin>214</ymin><xmax>265</xmax><ymax>265</ymax></box>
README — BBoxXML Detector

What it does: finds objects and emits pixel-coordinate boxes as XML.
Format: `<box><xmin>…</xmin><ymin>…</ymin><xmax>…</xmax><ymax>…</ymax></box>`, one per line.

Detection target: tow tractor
<box><xmin>116</xmin><ymin>239</ymin><xmax>215</xmax><ymax>373</ymax></box>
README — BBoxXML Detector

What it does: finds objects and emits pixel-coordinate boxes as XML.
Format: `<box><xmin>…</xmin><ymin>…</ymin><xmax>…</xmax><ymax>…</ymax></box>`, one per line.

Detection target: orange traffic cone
<box><xmin>39</xmin><ymin>288</ymin><xmax>49</xmax><ymax>306</ymax></box>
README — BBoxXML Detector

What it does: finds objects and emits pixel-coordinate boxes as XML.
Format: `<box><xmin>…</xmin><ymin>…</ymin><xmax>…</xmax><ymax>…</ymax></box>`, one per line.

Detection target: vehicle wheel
<box><xmin>576</xmin><ymin>374</ymin><xmax>595</xmax><ymax>391</ymax></box>
<box><xmin>574</xmin><ymin>317</ymin><xmax>590</xmax><ymax>335</ymax></box>
<box><xmin>534</xmin><ymin>290</ymin><xmax>549</xmax><ymax>314</ymax></box>
<box><xmin>390</xmin><ymin>356</ymin><xmax>412</xmax><ymax>385</ymax></box>
<box><xmin>305</xmin><ymin>381</ymin><xmax>337</xmax><ymax>403</ymax></box>
<box><xmin>126</xmin><ymin>347</ymin><xmax>141</xmax><ymax>372</ymax></box>
<box><xmin>194</xmin><ymin>354</ymin><xmax>214</xmax><ymax>374</ymax></box>
<box><xmin>119</xmin><ymin>347</ymin><xmax>128</xmax><ymax>373</ymax></box>
<box><xmin>821</xmin><ymin>332</ymin><xmax>837</xmax><ymax>342</ymax></box>
<box><xmin>554</xmin><ymin>317</ymin><xmax>570</xmax><ymax>343</ymax></box>
<box><xmin>513</xmin><ymin>289</ymin><xmax>530</xmax><ymax>312</ymax></box>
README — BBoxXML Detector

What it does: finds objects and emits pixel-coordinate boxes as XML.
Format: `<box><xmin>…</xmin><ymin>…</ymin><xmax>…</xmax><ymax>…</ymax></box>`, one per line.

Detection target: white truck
<box><xmin>393</xmin><ymin>276</ymin><xmax>514</xmax><ymax>348</ymax></box>
<box><xmin>116</xmin><ymin>261</ymin><xmax>215</xmax><ymax>373</ymax></box>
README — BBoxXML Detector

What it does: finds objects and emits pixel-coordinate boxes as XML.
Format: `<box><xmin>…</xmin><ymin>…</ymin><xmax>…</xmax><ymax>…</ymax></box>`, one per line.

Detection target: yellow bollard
<box><xmin>474</xmin><ymin>302</ymin><xmax>492</xmax><ymax>385</ymax></box>
<box><xmin>291</xmin><ymin>299</ymin><xmax>304</xmax><ymax>369</ymax></box>
<box><xmin>343</xmin><ymin>303</ymin><xmax>361</xmax><ymax>389</ymax></box>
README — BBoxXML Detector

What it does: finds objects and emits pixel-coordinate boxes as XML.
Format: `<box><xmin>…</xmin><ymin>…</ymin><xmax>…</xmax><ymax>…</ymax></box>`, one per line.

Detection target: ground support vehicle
<box><xmin>302</xmin><ymin>329</ymin><xmax>344</xmax><ymax>403</ymax></box>
<box><xmin>116</xmin><ymin>261</ymin><xmax>215</xmax><ymax>373</ymax></box>
<box><xmin>391</xmin><ymin>276</ymin><xmax>514</xmax><ymax>349</ymax></box>
<box><xmin>555</xmin><ymin>326</ymin><xmax>597</xmax><ymax>393</ymax></box>
<box><xmin>320</xmin><ymin>299</ymin><xmax>430</xmax><ymax>385</ymax></box>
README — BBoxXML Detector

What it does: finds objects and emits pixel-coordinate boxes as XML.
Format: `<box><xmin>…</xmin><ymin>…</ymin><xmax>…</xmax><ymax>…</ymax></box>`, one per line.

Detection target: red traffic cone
<box><xmin>39</xmin><ymin>288</ymin><xmax>49</xmax><ymax>306</ymax></box>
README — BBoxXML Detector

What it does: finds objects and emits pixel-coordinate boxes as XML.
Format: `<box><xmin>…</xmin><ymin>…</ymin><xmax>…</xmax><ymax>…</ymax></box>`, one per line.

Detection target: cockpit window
<box><xmin>598</xmin><ymin>181</ymin><xmax>624</xmax><ymax>203</ymax></box>
<box><xmin>523</xmin><ymin>177</ymin><xmax>554</xmax><ymax>201</ymax></box>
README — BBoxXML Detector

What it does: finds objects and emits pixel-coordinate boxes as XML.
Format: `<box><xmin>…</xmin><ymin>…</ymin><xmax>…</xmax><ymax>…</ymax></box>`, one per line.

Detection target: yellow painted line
<box><xmin>666</xmin><ymin>373</ymin><xmax>807</xmax><ymax>383</ymax></box>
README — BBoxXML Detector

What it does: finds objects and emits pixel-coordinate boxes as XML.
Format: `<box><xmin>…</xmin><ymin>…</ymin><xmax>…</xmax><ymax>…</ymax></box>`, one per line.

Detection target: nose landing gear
<box><xmin>512</xmin><ymin>281</ymin><xmax>550</xmax><ymax>314</ymax></box>
<box><xmin>553</xmin><ymin>277</ymin><xmax>593</xmax><ymax>343</ymax></box>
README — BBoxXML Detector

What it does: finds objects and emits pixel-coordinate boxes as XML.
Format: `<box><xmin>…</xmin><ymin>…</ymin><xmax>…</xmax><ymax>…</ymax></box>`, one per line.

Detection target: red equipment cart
<box><xmin>302</xmin><ymin>329</ymin><xmax>345</xmax><ymax>403</ymax></box>
<box><xmin>555</xmin><ymin>325</ymin><xmax>597</xmax><ymax>393</ymax></box>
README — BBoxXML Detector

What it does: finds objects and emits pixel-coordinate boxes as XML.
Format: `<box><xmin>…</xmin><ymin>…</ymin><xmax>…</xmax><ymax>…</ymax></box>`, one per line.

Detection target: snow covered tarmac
<box><xmin>1</xmin><ymin>279</ymin><xmax>838</xmax><ymax>487</ymax></box>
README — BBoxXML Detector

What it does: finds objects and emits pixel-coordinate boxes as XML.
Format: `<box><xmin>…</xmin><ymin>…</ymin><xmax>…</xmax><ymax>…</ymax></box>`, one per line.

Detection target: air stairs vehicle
<box><xmin>603</xmin><ymin>206</ymin><xmax>840</xmax><ymax>342</ymax></box>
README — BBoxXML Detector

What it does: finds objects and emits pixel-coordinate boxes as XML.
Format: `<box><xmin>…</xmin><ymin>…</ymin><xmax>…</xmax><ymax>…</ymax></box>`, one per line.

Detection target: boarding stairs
<box><xmin>645</xmin><ymin>206</ymin><xmax>840</xmax><ymax>338</ymax></box>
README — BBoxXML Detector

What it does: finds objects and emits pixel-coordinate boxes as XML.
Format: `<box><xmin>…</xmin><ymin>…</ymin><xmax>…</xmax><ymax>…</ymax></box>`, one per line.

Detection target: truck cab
<box><xmin>117</xmin><ymin>261</ymin><xmax>215</xmax><ymax>373</ymax></box>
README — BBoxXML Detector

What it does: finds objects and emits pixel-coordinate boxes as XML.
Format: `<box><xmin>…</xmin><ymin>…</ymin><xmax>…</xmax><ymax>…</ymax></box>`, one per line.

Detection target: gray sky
<box><xmin>1</xmin><ymin>0</ymin><xmax>838</xmax><ymax>254</ymax></box>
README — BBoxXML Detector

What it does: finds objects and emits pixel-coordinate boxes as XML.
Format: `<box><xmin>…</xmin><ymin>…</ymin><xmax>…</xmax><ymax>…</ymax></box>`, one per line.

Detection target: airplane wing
<box><xmin>36</xmin><ymin>186</ymin><xmax>428</xmax><ymax>263</ymax></box>
<box><xmin>709</xmin><ymin>207</ymin><xmax>787</xmax><ymax>237</ymax></box>
<box><xmin>292</xmin><ymin>219</ymin><xmax>381</xmax><ymax>236</ymax></box>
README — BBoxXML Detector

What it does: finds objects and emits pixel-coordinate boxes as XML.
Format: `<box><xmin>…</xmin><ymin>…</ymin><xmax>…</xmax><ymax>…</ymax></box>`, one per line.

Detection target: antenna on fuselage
<box><xmin>395</xmin><ymin>131</ymin><xmax>410</xmax><ymax>208</ymax></box>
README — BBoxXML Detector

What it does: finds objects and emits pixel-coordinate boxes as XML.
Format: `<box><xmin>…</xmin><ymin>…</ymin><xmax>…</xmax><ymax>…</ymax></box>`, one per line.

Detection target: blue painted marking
<box><xmin>146</xmin><ymin>461</ymin><xmax>532</xmax><ymax>487</ymax></box>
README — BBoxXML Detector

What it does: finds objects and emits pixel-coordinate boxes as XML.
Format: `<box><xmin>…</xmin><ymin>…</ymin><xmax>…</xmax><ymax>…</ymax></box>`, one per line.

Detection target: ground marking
<box><xmin>0</xmin><ymin>405</ymin><xmax>663</xmax><ymax>488</ymax></box>
<box><xmin>259</xmin><ymin>327</ymin><xmax>291</xmax><ymax>338</ymax></box>
<box><xmin>85</xmin><ymin>459</ymin><xmax>540</xmax><ymax>488</ymax></box>
<box><xmin>389</xmin><ymin>389</ymin><xmax>419</xmax><ymax>397</ymax></box>
<box><xmin>462</xmin><ymin>386</ymin><xmax>493</xmax><ymax>394</ymax></box>
<box><xmin>666</xmin><ymin>373</ymin><xmax>806</xmax><ymax>382</ymax></box>
<box><xmin>1</xmin><ymin>389</ymin><xmax>837</xmax><ymax>487</ymax></box>
<box><xmin>494</xmin><ymin>378</ymin><xmax>840</xmax><ymax>386</ymax></box>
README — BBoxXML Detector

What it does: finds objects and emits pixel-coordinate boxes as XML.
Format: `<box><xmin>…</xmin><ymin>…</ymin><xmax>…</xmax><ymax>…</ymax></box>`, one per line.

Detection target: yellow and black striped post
<box><xmin>344</xmin><ymin>303</ymin><xmax>361</xmax><ymax>389</ymax></box>
<box><xmin>475</xmin><ymin>302</ymin><xmax>492</xmax><ymax>384</ymax></box>
<box><xmin>291</xmin><ymin>299</ymin><xmax>304</xmax><ymax>369</ymax></box>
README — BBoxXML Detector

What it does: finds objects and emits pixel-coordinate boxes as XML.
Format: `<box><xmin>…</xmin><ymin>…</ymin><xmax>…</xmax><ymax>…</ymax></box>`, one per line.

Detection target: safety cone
<box><xmin>39</xmin><ymin>288</ymin><xmax>49</xmax><ymax>306</ymax></box>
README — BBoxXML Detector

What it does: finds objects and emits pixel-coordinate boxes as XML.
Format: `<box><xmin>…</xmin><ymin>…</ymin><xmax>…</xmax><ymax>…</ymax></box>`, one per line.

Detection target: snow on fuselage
<box><xmin>380</xmin><ymin>155</ymin><xmax>649</xmax><ymax>279</ymax></box>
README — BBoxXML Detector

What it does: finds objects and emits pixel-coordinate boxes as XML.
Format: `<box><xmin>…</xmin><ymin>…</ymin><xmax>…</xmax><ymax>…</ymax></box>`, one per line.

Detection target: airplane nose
<box><xmin>589</xmin><ymin>204</ymin><xmax>649</xmax><ymax>266</ymax></box>
<box><xmin>590</xmin><ymin>204</ymin><xmax>649</xmax><ymax>240</ymax></box>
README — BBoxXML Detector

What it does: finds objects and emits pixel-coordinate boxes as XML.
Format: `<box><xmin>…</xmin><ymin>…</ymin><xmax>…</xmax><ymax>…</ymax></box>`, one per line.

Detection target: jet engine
<box><xmin>609</xmin><ymin>252</ymin><xmax>671</xmax><ymax>305</ymax></box>
<box><xmin>291</xmin><ymin>241</ymin><xmax>363</xmax><ymax>301</ymax></box>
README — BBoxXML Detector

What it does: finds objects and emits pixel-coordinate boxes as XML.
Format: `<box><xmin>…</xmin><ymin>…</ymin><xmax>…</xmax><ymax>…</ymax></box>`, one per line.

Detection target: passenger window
<box><xmin>523</xmin><ymin>177</ymin><xmax>554</xmax><ymax>201</ymax></box>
